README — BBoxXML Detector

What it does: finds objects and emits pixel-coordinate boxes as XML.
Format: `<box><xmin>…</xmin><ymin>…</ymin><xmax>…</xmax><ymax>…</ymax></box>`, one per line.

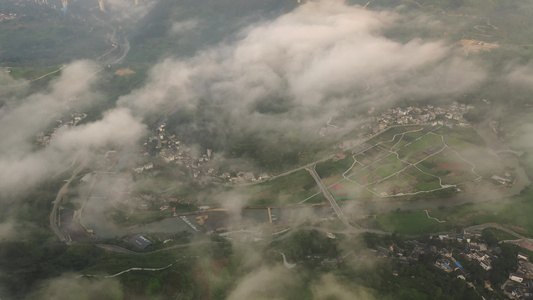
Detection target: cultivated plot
<box><xmin>315</xmin><ymin>126</ymin><xmax>494</xmax><ymax>200</ymax></box>
<box><xmin>241</xmin><ymin>126</ymin><xmax>505</xmax><ymax>205</ymax></box>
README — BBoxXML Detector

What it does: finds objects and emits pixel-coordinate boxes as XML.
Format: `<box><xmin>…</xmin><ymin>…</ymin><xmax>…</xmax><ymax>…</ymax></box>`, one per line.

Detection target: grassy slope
<box><xmin>375</xmin><ymin>210</ymin><xmax>450</xmax><ymax>235</ymax></box>
<box><xmin>368</xmin><ymin>188</ymin><xmax>533</xmax><ymax>236</ymax></box>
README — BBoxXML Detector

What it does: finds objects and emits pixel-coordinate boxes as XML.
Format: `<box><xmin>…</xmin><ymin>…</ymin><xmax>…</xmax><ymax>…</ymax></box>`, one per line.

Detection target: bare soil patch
<box><xmin>458</xmin><ymin>39</ymin><xmax>499</xmax><ymax>56</ymax></box>
<box><xmin>115</xmin><ymin>68</ymin><xmax>136</xmax><ymax>75</ymax></box>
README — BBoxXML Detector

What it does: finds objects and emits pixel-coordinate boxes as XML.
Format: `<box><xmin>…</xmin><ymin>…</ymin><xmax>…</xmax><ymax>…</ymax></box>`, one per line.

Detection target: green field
<box><xmin>379</xmin><ymin>134</ymin><xmax>405</xmax><ymax>150</ymax></box>
<box><xmin>363</xmin><ymin>188</ymin><xmax>533</xmax><ymax>236</ymax></box>
<box><xmin>374</xmin><ymin>210</ymin><xmax>450</xmax><ymax>235</ymax></box>
<box><xmin>354</xmin><ymin>153</ymin><xmax>374</xmax><ymax>165</ymax></box>
<box><xmin>420</xmin><ymin>133</ymin><xmax>445</xmax><ymax>147</ymax></box>
<box><xmin>398</xmin><ymin>140</ymin><xmax>430</xmax><ymax>162</ymax></box>
<box><xmin>373</xmin><ymin>154</ymin><xmax>408</xmax><ymax>178</ymax></box>
<box><xmin>437</xmin><ymin>127</ymin><xmax>486</xmax><ymax>148</ymax></box>
<box><xmin>292</xmin><ymin>125</ymin><xmax>497</xmax><ymax>200</ymax></box>
<box><xmin>386</xmin><ymin>189</ymin><xmax>533</xmax><ymax>236</ymax></box>
<box><xmin>107</xmin><ymin>208</ymin><xmax>171</xmax><ymax>227</ymax></box>
<box><xmin>371</xmin><ymin>126</ymin><xmax>425</xmax><ymax>144</ymax></box>
<box><xmin>315</xmin><ymin>155</ymin><xmax>356</xmax><ymax>179</ymax></box>
<box><xmin>390</xmin><ymin>139</ymin><xmax>410</xmax><ymax>152</ymax></box>
<box><xmin>239</xmin><ymin>169</ymin><xmax>325</xmax><ymax>206</ymax></box>
<box><xmin>361</xmin><ymin>147</ymin><xmax>390</xmax><ymax>161</ymax></box>
<box><xmin>328</xmin><ymin>180</ymin><xmax>367</xmax><ymax>200</ymax></box>
<box><xmin>6</xmin><ymin>65</ymin><xmax>63</xmax><ymax>80</ymax></box>
<box><xmin>483</xmin><ymin>228</ymin><xmax>520</xmax><ymax>242</ymax></box>
<box><xmin>450</xmin><ymin>198</ymin><xmax>533</xmax><ymax>236</ymax></box>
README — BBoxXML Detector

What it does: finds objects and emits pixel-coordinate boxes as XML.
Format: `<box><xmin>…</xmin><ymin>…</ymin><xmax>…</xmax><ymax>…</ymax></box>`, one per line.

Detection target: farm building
<box><xmin>129</xmin><ymin>234</ymin><xmax>153</xmax><ymax>249</ymax></box>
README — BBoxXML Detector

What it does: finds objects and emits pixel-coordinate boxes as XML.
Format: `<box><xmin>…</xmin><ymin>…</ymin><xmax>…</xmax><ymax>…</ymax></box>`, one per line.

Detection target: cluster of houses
<box><xmin>137</xmin><ymin>123</ymin><xmax>270</xmax><ymax>185</ymax></box>
<box><xmin>435</xmin><ymin>231</ymin><xmax>506</xmax><ymax>279</ymax></box>
<box><xmin>128</xmin><ymin>234</ymin><xmax>153</xmax><ymax>249</ymax></box>
<box><xmin>224</xmin><ymin>171</ymin><xmax>270</xmax><ymax>184</ymax></box>
<box><xmin>139</xmin><ymin>123</ymin><xmax>192</xmax><ymax>163</ymax></box>
<box><xmin>372</xmin><ymin>230</ymin><xmax>525</xmax><ymax>295</ymax></box>
<box><xmin>133</xmin><ymin>103</ymin><xmax>478</xmax><ymax>187</ymax></box>
<box><xmin>491</xmin><ymin>172</ymin><xmax>515</xmax><ymax>187</ymax></box>
<box><xmin>464</xmin><ymin>241</ymin><xmax>496</xmax><ymax>271</ymax></box>
<box><xmin>0</xmin><ymin>13</ymin><xmax>18</xmax><ymax>23</ymax></box>
<box><xmin>374</xmin><ymin>103</ymin><xmax>473</xmax><ymax>133</ymax></box>
<box><xmin>504</xmin><ymin>254</ymin><xmax>533</xmax><ymax>299</ymax></box>
<box><xmin>376</xmin><ymin>239</ymin><xmax>470</xmax><ymax>280</ymax></box>
<box><xmin>133</xmin><ymin>162</ymin><xmax>153</xmax><ymax>174</ymax></box>
<box><xmin>135</xmin><ymin>194</ymin><xmax>195</xmax><ymax>213</ymax></box>
<box><xmin>137</xmin><ymin>123</ymin><xmax>216</xmax><ymax>179</ymax></box>
<box><xmin>435</xmin><ymin>247</ymin><xmax>466</xmax><ymax>274</ymax></box>
<box><xmin>35</xmin><ymin>112</ymin><xmax>87</xmax><ymax>146</ymax></box>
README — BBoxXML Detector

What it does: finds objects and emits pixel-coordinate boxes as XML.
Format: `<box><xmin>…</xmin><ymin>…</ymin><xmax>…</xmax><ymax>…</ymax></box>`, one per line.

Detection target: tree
<box><xmin>481</xmin><ymin>229</ymin><xmax>498</xmax><ymax>247</ymax></box>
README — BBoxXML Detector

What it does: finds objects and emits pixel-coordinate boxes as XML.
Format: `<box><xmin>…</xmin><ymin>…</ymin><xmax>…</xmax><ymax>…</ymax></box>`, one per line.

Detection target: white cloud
<box><xmin>0</xmin><ymin>61</ymin><xmax>146</xmax><ymax>198</ymax></box>
<box><xmin>169</xmin><ymin>19</ymin><xmax>201</xmax><ymax>36</ymax></box>
<box><xmin>118</xmin><ymin>0</ymin><xmax>485</xmax><ymax>150</ymax></box>
<box><xmin>27</xmin><ymin>274</ymin><xmax>123</xmax><ymax>300</ymax></box>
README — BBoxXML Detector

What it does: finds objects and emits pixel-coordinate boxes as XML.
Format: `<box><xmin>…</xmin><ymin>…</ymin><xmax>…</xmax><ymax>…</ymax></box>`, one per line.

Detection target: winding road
<box><xmin>104</xmin><ymin>36</ymin><xmax>130</xmax><ymax>65</ymax></box>
<box><xmin>50</xmin><ymin>159</ymin><xmax>88</xmax><ymax>243</ymax></box>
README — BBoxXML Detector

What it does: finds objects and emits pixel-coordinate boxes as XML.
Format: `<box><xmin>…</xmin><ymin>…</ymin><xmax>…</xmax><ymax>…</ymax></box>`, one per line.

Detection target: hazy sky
<box><xmin>0</xmin><ymin>0</ymin><xmax>496</xmax><ymax>201</ymax></box>
<box><xmin>2</xmin><ymin>0</ymin><xmax>533</xmax><ymax>298</ymax></box>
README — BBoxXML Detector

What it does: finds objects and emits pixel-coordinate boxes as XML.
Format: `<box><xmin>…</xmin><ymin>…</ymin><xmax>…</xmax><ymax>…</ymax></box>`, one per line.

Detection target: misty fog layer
<box><xmin>0</xmin><ymin>61</ymin><xmax>147</xmax><ymax>199</ymax></box>
<box><xmin>0</xmin><ymin>0</ymin><xmax>489</xmax><ymax>198</ymax></box>
<box><xmin>117</xmin><ymin>0</ymin><xmax>485</xmax><ymax>153</ymax></box>
<box><xmin>0</xmin><ymin>0</ymin><xmax>492</xmax><ymax>238</ymax></box>
<box><xmin>2</xmin><ymin>0</ymin><xmax>533</xmax><ymax>299</ymax></box>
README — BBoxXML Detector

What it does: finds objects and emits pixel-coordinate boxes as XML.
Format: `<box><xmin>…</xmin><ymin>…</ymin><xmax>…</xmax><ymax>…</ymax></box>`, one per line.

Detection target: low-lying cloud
<box><xmin>118</xmin><ymin>0</ymin><xmax>485</xmax><ymax>155</ymax></box>
<box><xmin>0</xmin><ymin>61</ymin><xmax>146</xmax><ymax>199</ymax></box>
<box><xmin>0</xmin><ymin>68</ymin><xmax>28</xmax><ymax>99</ymax></box>
<box><xmin>312</xmin><ymin>273</ymin><xmax>375</xmax><ymax>300</ymax></box>
<box><xmin>27</xmin><ymin>274</ymin><xmax>123</xmax><ymax>300</ymax></box>
<box><xmin>226</xmin><ymin>265</ymin><xmax>298</xmax><ymax>300</ymax></box>
<box><xmin>169</xmin><ymin>19</ymin><xmax>201</xmax><ymax>36</ymax></box>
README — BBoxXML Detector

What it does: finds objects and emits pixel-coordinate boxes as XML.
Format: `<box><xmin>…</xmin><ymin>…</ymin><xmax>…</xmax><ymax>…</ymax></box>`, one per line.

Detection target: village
<box><xmin>32</xmin><ymin>102</ymin><xmax>479</xmax><ymax>186</ymax></box>
<box><xmin>45</xmin><ymin>100</ymin><xmax>514</xmax><ymax>226</ymax></box>
<box><xmin>35</xmin><ymin>111</ymin><xmax>87</xmax><ymax>146</ymax></box>
<box><xmin>373</xmin><ymin>228</ymin><xmax>533</xmax><ymax>299</ymax></box>
<box><xmin>134</xmin><ymin>122</ymin><xmax>269</xmax><ymax>185</ymax></box>
<box><xmin>505</xmin><ymin>255</ymin><xmax>533</xmax><ymax>299</ymax></box>
<box><xmin>46</xmin><ymin>100</ymin><xmax>516</xmax><ymax>244</ymax></box>
<box><xmin>373</xmin><ymin>102</ymin><xmax>473</xmax><ymax>132</ymax></box>
<box><xmin>0</xmin><ymin>13</ymin><xmax>18</xmax><ymax>23</ymax></box>
<box><xmin>120</xmin><ymin>219</ymin><xmax>533</xmax><ymax>300</ymax></box>
<box><xmin>135</xmin><ymin>102</ymin><xmax>478</xmax><ymax>186</ymax></box>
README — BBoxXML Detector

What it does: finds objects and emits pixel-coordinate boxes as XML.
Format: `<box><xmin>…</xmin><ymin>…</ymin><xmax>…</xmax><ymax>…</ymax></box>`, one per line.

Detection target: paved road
<box><xmin>50</xmin><ymin>160</ymin><xmax>88</xmax><ymax>243</ymax></box>
<box><xmin>234</xmin><ymin>154</ymin><xmax>336</xmax><ymax>188</ymax></box>
<box><xmin>91</xmin><ymin>13</ymin><xmax>130</xmax><ymax>65</ymax></box>
<box><xmin>465</xmin><ymin>224</ymin><xmax>526</xmax><ymax>239</ymax></box>
<box><xmin>234</xmin><ymin>124</ymin><xmax>424</xmax><ymax>188</ymax></box>
<box><xmin>463</xmin><ymin>224</ymin><xmax>533</xmax><ymax>251</ymax></box>
<box><xmin>96</xmin><ymin>240</ymin><xmax>219</xmax><ymax>255</ymax></box>
<box><xmin>272</xmin><ymin>223</ymin><xmax>529</xmax><ymax>245</ymax></box>
<box><xmin>50</xmin><ymin>183</ymin><xmax>70</xmax><ymax>243</ymax></box>
<box><xmin>105</xmin><ymin>36</ymin><xmax>130</xmax><ymax>65</ymax></box>
<box><xmin>96</xmin><ymin>244</ymin><xmax>143</xmax><ymax>255</ymax></box>
<box><xmin>0</xmin><ymin>65</ymin><xmax>66</xmax><ymax>87</ymax></box>
<box><xmin>271</xmin><ymin>226</ymin><xmax>397</xmax><ymax>243</ymax></box>
<box><xmin>306</xmin><ymin>165</ymin><xmax>355</xmax><ymax>230</ymax></box>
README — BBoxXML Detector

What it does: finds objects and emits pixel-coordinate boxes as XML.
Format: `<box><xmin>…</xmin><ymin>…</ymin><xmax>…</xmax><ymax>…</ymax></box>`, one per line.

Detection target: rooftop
<box><xmin>129</xmin><ymin>234</ymin><xmax>153</xmax><ymax>249</ymax></box>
